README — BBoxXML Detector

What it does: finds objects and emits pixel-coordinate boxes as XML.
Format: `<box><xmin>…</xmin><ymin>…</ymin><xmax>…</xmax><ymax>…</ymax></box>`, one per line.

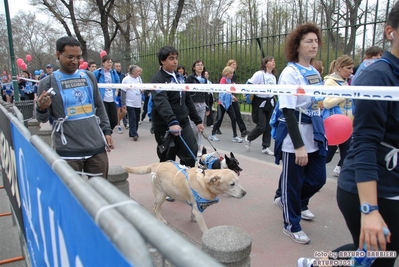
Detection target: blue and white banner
<box><xmin>0</xmin><ymin>105</ymin><xmax>25</xmax><ymax>238</ymax></box>
<box><xmin>11</xmin><ymin>123</ymin><xmax>130</xmax><ymax>267</ymax></box>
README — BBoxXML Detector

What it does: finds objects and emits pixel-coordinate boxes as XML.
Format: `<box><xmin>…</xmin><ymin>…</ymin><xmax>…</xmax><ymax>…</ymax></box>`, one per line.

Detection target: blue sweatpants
<box><xmin>280</xmin><ymin>151</ymin><xmax>326</xmax><ymax>232</ymax></box>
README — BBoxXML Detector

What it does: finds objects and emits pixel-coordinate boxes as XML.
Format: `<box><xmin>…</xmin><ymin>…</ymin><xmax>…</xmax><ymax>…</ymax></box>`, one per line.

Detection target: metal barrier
<box><xmin>88</xmin><ymin>177</ymin><xmax>223</xmax><ymax>267</ymax></box>
<box><xmin>2</xmin><ymin>103</ymin><xmax>222</xmax><ymax>266</ymax></box>
<box><xmin>13</xmin><ymin>100</ymin><xmax>35</xmax><ymax>127</ymax></box>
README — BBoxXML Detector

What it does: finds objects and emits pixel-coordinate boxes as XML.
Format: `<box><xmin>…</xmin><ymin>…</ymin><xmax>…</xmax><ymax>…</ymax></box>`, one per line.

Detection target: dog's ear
<box><xmin>202</xmin><ymin>146</ymin><xmax>207</xmax><ymax>154</ymax></box>
<box><xmin>210</xmin><ymin>176</ymin><xmax>221</xmax><ymax>185</ymax></box>
<box><xmin>230</xmin><ymin>152</ymin><xmax>235</xmax><ymax>158</ymax></box>
<box><xmin>224</xmin><ymin>154</ymin><xmax>230</xmax><ymax>160</ymax></box>
<box><xmin>205</xmin><ymin>174</ymin><xmax>221</xmax><ymax>185</ymax></box>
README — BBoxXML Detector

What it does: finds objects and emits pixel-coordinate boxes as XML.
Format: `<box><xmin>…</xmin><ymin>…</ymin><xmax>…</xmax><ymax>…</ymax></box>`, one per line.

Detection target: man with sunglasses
<box><xmin>35</xmin><ymin>36</ymin><xmax>114</xmax><ymax>179</ymax></box>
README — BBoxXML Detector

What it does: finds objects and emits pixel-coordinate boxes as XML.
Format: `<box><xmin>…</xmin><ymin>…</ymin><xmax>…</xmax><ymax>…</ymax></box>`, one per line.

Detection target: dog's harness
<box><xmin>199</xmin><ymin>152</ymin><xmax>225</xmax><ymax>170</ymax></box>
<box><xmin>199</xmin><ymin>153</ymin><xmax>219</xmax><ymax>169</ymax></box>
<box><xmin>171</xmin><ymin>161</ymin><xmax>219</xmax><ymax>213</ymax></box>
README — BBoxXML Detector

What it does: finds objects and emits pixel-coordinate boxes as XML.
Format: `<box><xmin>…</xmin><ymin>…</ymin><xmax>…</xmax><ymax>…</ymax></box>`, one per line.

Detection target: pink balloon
<box><xmin>324</xmin><ymin>114</ymin><xmax>353</xmax><ymax>146</ymax></box>
<box><xmin>26</xmin><ymin>54</ymin><xmax>32</xmax><ymax>62</ymax></box>
<box><xmin>21</xmin><ymin>63</ymin><xmax>27</xmax><ymax>71</ymax></box>
<box><xmin>100</xmin><ymin>50</ymin><xmax>107</xmax><ymax>58</ymax></box>
<box><xmin>17</xmin><ymin>58</ymin><xmax>23</xmax><ymax>66</ymax></box>
<box><xmin>3</xmin><ymin>71</ymin><xmax>6</xmax><ymax>75</ymax></box>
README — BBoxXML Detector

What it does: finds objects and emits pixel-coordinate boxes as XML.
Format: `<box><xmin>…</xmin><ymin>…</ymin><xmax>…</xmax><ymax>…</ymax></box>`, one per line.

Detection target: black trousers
<box><xmin>212</xmin><ymin>105</ymin><xmax>238</xmax><ymax>137</ymax></box>
<box><xmin>336</xmin><ymin>187</ymin><xmax>399</xmax><ymax>267</ymax></box>
<box><xmin>231</xmin><ymin>101</ymin><xmax>247</xmax><ymax>133</ymax></box>
<box><xmin>103</xmin><ymin>101</ymin><xmax>118</xmax><ymax>130</ymax></box>
<box><xmin>247</xmin><ymin>102</ymin><xmax>273</xmax><ymax>148</ymax></box>
<box><xmin>154</xmin><ymin>123</ymin><xmax>198</xmax><ymax>167</ymax></box>
<box><xmin>216</xmin><ymin>101</ymin><xmax>247</xmax><ymax>133</ymax></box>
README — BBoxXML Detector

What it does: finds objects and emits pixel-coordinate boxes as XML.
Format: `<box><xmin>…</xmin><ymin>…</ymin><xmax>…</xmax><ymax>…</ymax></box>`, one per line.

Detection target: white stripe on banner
<box><xmin>25</xmin><ymin>76</ymin><xmax>399</xmax><ymax>101</ymax></box>
<box><xmin>95</xmin><ymin>83</ymin><xmax>399</xmax><ymax>101</ymax></box>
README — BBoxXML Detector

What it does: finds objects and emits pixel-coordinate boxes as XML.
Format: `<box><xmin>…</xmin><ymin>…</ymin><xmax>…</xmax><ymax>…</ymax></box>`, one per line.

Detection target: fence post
<box><xmin>107</xmin><ymin>166</ymin><xmax>130</xmax><ymax>196</ymax></box>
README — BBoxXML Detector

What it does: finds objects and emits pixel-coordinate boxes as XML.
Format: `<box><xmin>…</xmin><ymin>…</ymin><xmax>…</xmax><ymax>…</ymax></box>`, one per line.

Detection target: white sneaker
<box><xmin>297</xmin><ymin>257</ymin><xmax>315</xmax><ymax>267</ymax></box>
<box><xmin>262</xmin><ymin>147</ymin><xmax>274</xmax><ymax>155</ymax></box>
<box><xmin>244</xmin><ymin>136</ymin><xmax>251</xmax><ymax>150</ymax></box>
<box><xmin>116</xmin><ymin>125</ymin><xmax>123</xmax><ymax>134</ymax></box>
<box><xmin>301</xmin><ymin>209</ymin><xmax>315</xmax><ymax>220</ymax></box>
<box><xmin>232</xmin><ymin>136</ymin><xmax>243</xmax><ymax>143</ymax></box>
<box><xmin>283</xmin><ymin>228</ymin><xmax>310</xmax><ymax>244</ymax></box>
<box><xmin>274</xmin><ymin>197</ymin><xmax>283</xmax><ymax>210</ymax></box>
<box><xmin>209</xmin><ymin>135</ymin><xmax>220</xmax><ymax>142</ymax></box>
<box><xmin>197</xmin><ymin>151</ymin><xmax>202</xmax><ymax>157</ymax></box>
<box><xmin>333</xmin><ymin>165</ymin><xmax>341</xmax><ymax>177</ymax></box>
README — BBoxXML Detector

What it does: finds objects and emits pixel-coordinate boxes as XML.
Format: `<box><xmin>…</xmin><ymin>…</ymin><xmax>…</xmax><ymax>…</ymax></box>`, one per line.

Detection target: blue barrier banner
<box><xmin>11</xmin><ymin>123</ymin><xmax>131</xmax><ymax>266</ymax></box>
<box><xmin>0</xmin><ymin>106</ymin><xmax>25</xmax><ymax>238</ymax></box>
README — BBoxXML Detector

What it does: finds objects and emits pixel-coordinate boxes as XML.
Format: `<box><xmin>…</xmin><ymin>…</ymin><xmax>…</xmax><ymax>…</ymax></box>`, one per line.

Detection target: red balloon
<box><xmin>21</xmin><ymin>63</ymin><xmax>27</xmax><ymax>71</ymax></box>
<box><xmin>82</xmin><ymin>62</ymin><xmax>88</xmax><ymax>69</ymax></box>
<box><xmin>79</xmin><ymin>64</ymin><xmax>85</xmax><ymax>69</ymax></box>
<box><xmin>26</xmin><ymin>54</ymin><xmax>32</xmax><ymax>62</ymax></box>
<box><xmin>79</xmin><ymin>57</ymin><xmax>84</xmax><ymax>64</ymax></box>
<box><xmin>324</xmin><ymin>114</ymin><xmax>353</xmax><ymax>146</ymax></box>
<box><xmin>100</xmin><ymin>50</ymin><xmax>107</xmax><ymax>58</ymax></box>
<box><xmin>17</xmin><ymin>58</ymin><xmax>23</xmax><ymax>66</ymax></box>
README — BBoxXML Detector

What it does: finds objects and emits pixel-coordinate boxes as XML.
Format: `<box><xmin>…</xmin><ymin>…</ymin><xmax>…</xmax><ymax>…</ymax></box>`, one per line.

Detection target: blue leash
<box><xmin>170</xmin><ymin>130</ymin><xmax>198</xmax><ymax>162</ymax></box>
<box><xmin>177</xmin><ymin>134</ymin><xmax>198</xmax><ymax>162</ymax></box>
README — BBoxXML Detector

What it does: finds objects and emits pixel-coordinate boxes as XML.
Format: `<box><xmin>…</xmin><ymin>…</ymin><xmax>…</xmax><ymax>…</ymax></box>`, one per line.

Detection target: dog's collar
<box><xmin>171</xmin><ymin>161</ymin><xmax>219</xmax><ymax>213</ymax></box>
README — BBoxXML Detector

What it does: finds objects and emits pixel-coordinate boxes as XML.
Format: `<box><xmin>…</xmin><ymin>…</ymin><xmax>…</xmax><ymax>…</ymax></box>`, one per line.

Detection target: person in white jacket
<box><xmin>121</xmin><ymin>65</ymin><xmax>143</xmax><ymax>141</ymax></box>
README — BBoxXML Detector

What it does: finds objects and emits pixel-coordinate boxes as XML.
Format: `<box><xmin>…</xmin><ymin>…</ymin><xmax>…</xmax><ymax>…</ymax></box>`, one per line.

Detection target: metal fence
<box><xmin>135</xmin><ymin>0</ymin><xmax>392</xmax><ymax>87</ymax></box>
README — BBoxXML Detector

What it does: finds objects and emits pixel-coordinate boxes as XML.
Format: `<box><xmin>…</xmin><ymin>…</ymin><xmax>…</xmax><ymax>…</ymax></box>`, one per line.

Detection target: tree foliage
<box><xmin>0</xmin><ymin>0</ymin><xmax>391</xmax><ymax>82</ymax></box>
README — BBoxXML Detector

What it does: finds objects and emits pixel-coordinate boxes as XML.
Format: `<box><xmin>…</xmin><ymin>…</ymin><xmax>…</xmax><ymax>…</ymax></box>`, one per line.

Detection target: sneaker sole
<box><xmin>283</xmin><ymin>229</ymin><xmax>310</xmax><ymax>244</ymax></box>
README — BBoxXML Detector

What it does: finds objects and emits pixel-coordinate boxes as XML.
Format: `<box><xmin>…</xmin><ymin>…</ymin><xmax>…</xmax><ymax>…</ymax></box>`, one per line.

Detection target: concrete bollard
<box><xmin>202</xmin><ymin>225</ymin><xmax>252</xmax><ymax>267</ymax></box>
<box><xmin>27</xmin><ymin>119</ymin><xmax>40</xmax><ymax>135</ymax></box>
<box><xmin>107</xmin><ymin>165</ymin><xmax>130</xmax><ymax>196</ymax></box>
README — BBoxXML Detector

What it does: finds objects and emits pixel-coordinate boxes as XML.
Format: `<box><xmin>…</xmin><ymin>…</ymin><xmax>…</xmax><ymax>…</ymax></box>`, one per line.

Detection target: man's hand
<box><xmin>197</xmin><ymin>123</ymin><xmax>205</xmax><ymax>133</ymax></box>
<box><xmin>37</xmin><ymin>90</ymin><xmax>52</xmax><ymax>110</ymax></box>
<box><xmin>169</xmin><ymin>125</ymin><xmax>182</xmax><ymax>136</ymax></box>
<box><xmin>295</xmin><ymin>146</ymin><xmax>308</xmax><ymax>166</ymax></box>
<box><xmin>105</xmin><ymin>135</ymin><xmax>114</xmax><ymax>151</ymax></box>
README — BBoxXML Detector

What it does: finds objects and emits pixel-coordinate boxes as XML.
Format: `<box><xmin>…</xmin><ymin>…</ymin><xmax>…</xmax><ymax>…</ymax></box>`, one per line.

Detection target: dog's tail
<box><xmin>123</xmin><ymin>165</ymin><xmax>153</xmax><ymax>175</ymax></box>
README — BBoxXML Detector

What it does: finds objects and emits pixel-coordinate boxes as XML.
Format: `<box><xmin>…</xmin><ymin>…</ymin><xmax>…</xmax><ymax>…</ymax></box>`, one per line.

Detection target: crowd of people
<box><xmin>1</xmin><ymin>65</ymin><xmax>54</xmax><ymax>103</ymax></box>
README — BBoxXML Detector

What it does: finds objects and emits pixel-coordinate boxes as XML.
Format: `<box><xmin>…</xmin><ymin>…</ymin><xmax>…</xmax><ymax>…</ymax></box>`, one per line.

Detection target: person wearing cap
<box><xmin>40</xmin><ymin>64</ymin><xmax>54</xmax><ymax>80</ymax></box>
